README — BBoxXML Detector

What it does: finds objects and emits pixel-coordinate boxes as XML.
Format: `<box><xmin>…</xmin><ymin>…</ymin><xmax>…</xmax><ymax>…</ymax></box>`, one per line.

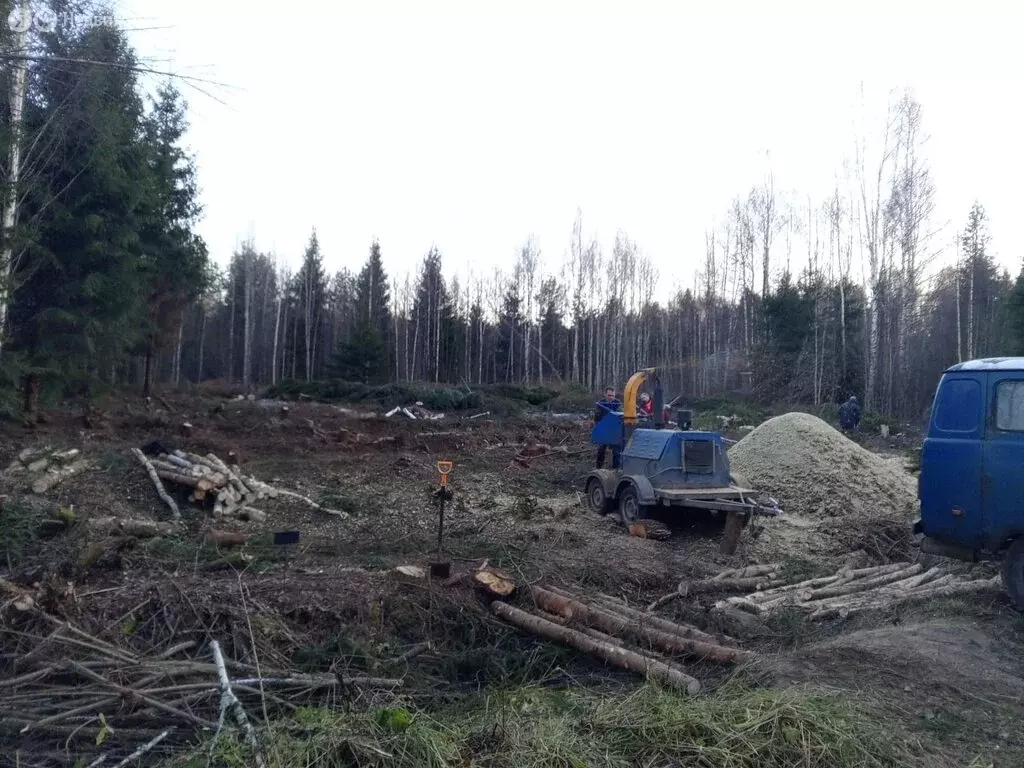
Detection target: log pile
<box><xmin>706</xmin><ymin>562</ymin><xmax>1002</xmax><ymax>621</ymax></box>
<box><xmin>3</xmin><ymin>446</ymin><xmax>92</xmax><ymax>494</ymax></box>
<box><xmin>132</xmin><ymin>447</ymin><xmax>350</xmax><ymax>521</ymax></box>
<box><xmin>0</xmin><ymin>581</ymin><xmax>401</xmax><ymax>765</ymax></box>
<box><xmin>648</xmin><ymin>563</ymin><xmax>784</xmax><ymax>611</ymax></box>
<box><xmin>490</xmin><ymin>585</ymin><xmax>751</xmax><ymax>694</ymax></box>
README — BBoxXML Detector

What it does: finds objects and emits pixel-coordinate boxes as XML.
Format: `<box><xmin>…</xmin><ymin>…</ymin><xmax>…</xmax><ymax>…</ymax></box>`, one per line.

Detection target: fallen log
<box><xmin>802</xmin><ymin>563</ymin><xmax>922</xmax><ymax>602</ymax></box>
<box><xmin>131</xmin><ymin>448</ymin><xmax>181</xmax><ymax>520</ymax></box>
<box><xmin>592</xmin><ymin>594</ymin><xmax>732</xmax><ymax>647</ymax></box>
<box><xmin>530</xmin><ymin>587</ymin><xmax>749</xmax><ymax>664</ymax></box>
<box><xmin>808</xmin><ymin>576</ymin><xmax>1002</xmax><ymax>620</ymax></box>
<box><xmin>490</xmin><ymin>601</ymin><xmax>700</xmax><ymax>694</ymax></box>
<box><xmin>154</xmin><ymin>470</ymin><xmax>218</xmax><ymax>494</ymax></box>
<box><xmin>88</xmin><ymin>517</ymin><xmax>176</xmax><ymax>538</ymax></box>
<box><xmin>712</xmin><ymin>564</ymin><xmax>779</xmax><ymax>581</ymax></box>
<box><xmin>205</xmin><ymin>529</ymin><xmax>249</xmax><ymax>548</ymax></box>
<box><xmin>681</xmin><ymin>575</ymin><xmax>784</xmax><ymax>595</ymax></box>
<box><xmin>31</xmin><ymin>459</ymin><xmax>91</xmax><ymax>494</ymax></box>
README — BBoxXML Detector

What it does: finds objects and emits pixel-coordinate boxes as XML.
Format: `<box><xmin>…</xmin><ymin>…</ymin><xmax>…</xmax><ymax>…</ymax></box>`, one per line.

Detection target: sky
<box><xmin>109</xmin><ymin>0</ymin><xmax>1023</xmax><ymax>300</ymax></box>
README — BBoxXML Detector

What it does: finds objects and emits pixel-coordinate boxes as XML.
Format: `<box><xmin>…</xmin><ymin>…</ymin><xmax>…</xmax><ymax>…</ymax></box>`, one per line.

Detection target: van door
<box><xmin>982</xmin><ymin>373</ymin><xmax>1024</xmax><ymax>548</ymax></box>
<box><xmin>920</xmin><ymin>375</ymin><xmax>986</xmax><ymax>547</ymax></box>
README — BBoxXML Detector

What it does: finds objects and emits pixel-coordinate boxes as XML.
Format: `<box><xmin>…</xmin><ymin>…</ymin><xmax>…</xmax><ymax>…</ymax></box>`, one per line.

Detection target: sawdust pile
<box><xmin>729</xmin><ymin>412</ymin><xmax>917</xmax><ymax>559</ymax></box>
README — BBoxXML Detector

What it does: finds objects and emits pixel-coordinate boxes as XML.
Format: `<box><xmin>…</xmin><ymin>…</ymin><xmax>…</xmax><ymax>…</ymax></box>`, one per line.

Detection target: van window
<box><xmin>995</xmin><ymin>380</ymin><xmax>1024</xmax><ymax>432</ymax></box>
<box><xmin>934</xmin><ymin>378</ymin><xmax>981</xmax><ymax>433</ymax></box>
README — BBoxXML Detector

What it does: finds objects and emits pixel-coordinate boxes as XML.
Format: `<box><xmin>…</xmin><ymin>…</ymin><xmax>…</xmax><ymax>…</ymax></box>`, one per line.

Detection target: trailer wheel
<box><xmin>585</xmin><ymin>477</ymin><xmax>614</xmax><ymax>515</ymax></box>
<box><xmin>1001</xmin><ymin>537</ymin><xmax>1024</xmax><ymax>610</ymax></box>
<box><xmin>618</xmin><ymin>485</ymin><xmax>646</xmax><ymax>526</ymax></box>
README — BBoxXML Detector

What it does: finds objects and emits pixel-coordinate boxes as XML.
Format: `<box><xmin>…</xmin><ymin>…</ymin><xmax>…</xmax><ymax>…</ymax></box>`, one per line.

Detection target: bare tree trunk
<box><xmin>271</xmin><ymin>291</ymin><xmax>282</xmax><ymax>385</ymax></box>
<box><xmin>0</xmin><ymin>0</ymin><xmax>30</xmax><ymax>357</ymax></box>
<box><xmin>228</xmin><ymin>269</ymin><xmax>236</xmax><ymax>381</ymax></box>
<box><xmin>242</xmin><ymin>252</ymin><xmax>253</xmax><ymax>388</ymax></box>
<box><xmin>197</xmin><ymin>303</ymin><xmax>207</xmax><ymax>383</ymax></box>
<box><xmin>173</xmin><ymin>319</ymin><xmax>184</xmax><ymax>387</ymax></box>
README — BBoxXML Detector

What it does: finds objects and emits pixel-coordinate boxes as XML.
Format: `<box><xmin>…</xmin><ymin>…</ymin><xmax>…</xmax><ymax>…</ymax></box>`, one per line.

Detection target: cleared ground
<box><xmin>0</xmin><ymin>392</ymin><xmax>1020</xmax><ymax>767</ymax></box>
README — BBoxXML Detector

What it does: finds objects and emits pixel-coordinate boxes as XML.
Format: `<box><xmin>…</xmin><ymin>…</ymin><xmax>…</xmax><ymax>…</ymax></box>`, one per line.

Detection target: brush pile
<box><xmin>492</xmin><ymin>585</ymin><xmax>751</xmax><ymax>694</ymax></box>
<box><xmin>0</xmin><ymin>579</ymin><xmax>400</xmax><ymax>767</ymax></box>
<box><xmin>707</xmin><ymin>562</ymin><xmax>1002</xmax><ymax>621</ymax></box>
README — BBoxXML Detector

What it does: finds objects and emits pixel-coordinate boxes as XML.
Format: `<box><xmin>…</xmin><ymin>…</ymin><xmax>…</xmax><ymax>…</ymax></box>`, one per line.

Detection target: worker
<box><xmin>594</xmin><ymin>386</ymin><xmax>621</xmax><ymax>469</ymax></box>
<box><xmin>639</xmin><ymin>391</ymin><xmax>654</xmax><ymax>416</ymax></box>
<box><xmin>839</xmin><ymin>396</ymin><xmax>861</xmax><ymax>432</ymax></box>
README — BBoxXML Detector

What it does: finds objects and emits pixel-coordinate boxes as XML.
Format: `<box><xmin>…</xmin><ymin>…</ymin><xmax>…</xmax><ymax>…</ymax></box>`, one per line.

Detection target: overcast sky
<box><xmin>115</xmin><ymin>0</ymin><xmax>1022</xmax><ymax>300</ymax></box>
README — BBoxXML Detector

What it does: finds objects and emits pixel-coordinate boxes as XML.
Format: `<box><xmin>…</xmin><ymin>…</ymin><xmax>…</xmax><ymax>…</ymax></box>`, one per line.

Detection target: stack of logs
<box><xmin>3</xmin><ymin>446</ymin><xmax>91</xmax><ymax>494</ymax></box>
<box><xmin>648</xmin><ymin>562</ymin><xmax>1004</xmax><ymax>622</ymax></box>
<box><xmin>492</xmin><ymin>585</ymin><xmax>750</xmax><ymax>695</ymax></box>
<box><xmin>131</xmin><ymin>448</ymin><xmax>349</xmax><ymax>523</ymax></box>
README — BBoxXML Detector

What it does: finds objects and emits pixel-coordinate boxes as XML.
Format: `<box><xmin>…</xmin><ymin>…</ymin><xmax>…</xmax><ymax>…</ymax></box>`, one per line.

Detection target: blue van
<box><xmin>915</xmin><ymin>357</ymin><xmax>1024</xmax><ymax>607</ymax></box>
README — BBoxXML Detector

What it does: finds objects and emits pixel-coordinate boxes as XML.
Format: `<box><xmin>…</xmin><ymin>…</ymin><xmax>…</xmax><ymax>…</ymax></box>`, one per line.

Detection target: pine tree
<box><xmin>9</xmin><ymin>20</ymin><xmax>149</xmax><ymax>413</ymax></box>
<box><xmin>137</xmin><ymin>83</ymin><xmax>210</xmax><ymax>396</ymax></box>
<box><xmin>333</xmin><ymin>240</ymin><xmax>392</xmax><ymax>382</ymax></box>
<box><xmin>295</xmin><ymin>230</ymin><xmax>327</xmax><ymax>380</ymax></box>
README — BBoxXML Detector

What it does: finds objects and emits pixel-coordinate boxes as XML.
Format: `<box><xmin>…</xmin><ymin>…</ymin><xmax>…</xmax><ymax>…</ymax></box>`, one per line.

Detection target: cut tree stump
<box><xmin>474</xmin><ymin>568</ymin><xmax>516</xmax><ymax>597</ymax></box>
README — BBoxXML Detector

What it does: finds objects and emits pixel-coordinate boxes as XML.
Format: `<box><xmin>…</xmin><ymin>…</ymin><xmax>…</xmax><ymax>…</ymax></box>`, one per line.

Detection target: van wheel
<box><xmin>1001</xmin><ymin>537</ymin><xmax>1024</xmax><ymax>610</ymax></box>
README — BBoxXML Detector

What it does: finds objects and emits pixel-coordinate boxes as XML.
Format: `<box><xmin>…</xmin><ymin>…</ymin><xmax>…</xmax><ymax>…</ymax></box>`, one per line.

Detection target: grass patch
<box><xmin>181</xmin><ymin>682</ymin><xmax>929</xmax><ymax>768</ymax></box>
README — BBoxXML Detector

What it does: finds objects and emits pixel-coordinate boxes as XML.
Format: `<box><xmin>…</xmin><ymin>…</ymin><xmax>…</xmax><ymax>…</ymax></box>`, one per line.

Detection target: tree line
<box><xmin>1</xmin><ymin>6</ymin><xmax>1023</xmax><ymax>422</ymax></box>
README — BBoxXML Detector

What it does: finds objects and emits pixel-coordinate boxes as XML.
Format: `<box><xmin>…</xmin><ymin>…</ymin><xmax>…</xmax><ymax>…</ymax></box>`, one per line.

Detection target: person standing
<box><xmin>594</xmin><ymin>386</ymin><xmax>621</xmax><ymax>469</ymax></box>
<box><xmin>839</xmin><ymin>396</ymin><xmax>861</xmax><ymax>432</ymax></box>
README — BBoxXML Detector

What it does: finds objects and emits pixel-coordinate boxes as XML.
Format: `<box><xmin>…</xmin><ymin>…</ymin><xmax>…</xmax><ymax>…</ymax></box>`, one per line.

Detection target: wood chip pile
<box><xmin>728</xmin><ymin>412</ymin><xmax>917</xmax><ymax>520</ymax></box>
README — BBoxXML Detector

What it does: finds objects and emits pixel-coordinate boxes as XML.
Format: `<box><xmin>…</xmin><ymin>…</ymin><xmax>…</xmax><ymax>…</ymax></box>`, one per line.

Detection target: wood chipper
<box><xmin>586</xmin><ymin>368</ymin><xmax>782</xmax><ymax>554</ymax></box>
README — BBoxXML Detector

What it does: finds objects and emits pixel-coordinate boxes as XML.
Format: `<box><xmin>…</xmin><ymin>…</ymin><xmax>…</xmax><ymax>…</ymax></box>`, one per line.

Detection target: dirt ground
<box><xmin>1</xmin><ymin>393</ymin><xmax>1022</xmax><ymax>767</ymax></box>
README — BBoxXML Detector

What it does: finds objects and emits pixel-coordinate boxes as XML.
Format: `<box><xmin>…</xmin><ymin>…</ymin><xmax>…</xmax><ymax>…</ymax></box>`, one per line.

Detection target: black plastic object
<box><xmin>273</xmin><ymin>531</ymin><xmax>300</xmax><ymax>546</ymax></box>
<box><xmin>677</xmin><ymin>410</ymin><xmax>693</xmax><ymax>430</ymax></box>
<box><xmin>141</xmin><ymin>440</ymin><xmax>171</xmax><ymax>456</ymax></box>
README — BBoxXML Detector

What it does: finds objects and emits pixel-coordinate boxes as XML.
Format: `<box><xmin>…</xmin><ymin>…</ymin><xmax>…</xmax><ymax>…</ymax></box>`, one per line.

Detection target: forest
<box><xmin>2</xmin><ymin>3</ymin><xmax>1024</xmax><ymax>423</ymax></box>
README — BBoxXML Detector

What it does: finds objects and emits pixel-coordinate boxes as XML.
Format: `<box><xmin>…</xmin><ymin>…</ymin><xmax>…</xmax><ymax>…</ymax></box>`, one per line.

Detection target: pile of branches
<box><xmin>492</xmin><ymin>585</ymin><xmax>750</xmax><ymax>694</ymax></box>
<box><xmin>0</xmin><ymin>580</ymin><xmax>401</xmax><ymax>767</ymax></box>
<box><xmin>681</xmin><ymin>562</ymin><xmax>1003</xmax><ymax>621</ymax></box>
<box><xmin>131</xmin><ymin>446</ymin><xmax>349</xmax><ymax>522</ymax></box>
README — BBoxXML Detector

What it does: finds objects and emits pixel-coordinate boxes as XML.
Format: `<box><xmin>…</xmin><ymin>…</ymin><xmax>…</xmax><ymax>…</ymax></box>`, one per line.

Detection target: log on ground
<box><xmin>530</xmin><ymin>587</ymin><xmax>749</xmax><ymax>663</ymax></box>
<box><xmin>491</xmin><ymin>601</ymin><xmax>700</xmax><ymax>694</ymax></box>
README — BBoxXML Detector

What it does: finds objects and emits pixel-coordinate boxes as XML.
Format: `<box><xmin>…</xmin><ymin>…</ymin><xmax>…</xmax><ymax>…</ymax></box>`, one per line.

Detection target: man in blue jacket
<box><xmin>839</xmin><ymin>396</ymin><xmax>861</xmax><ymax>432</ymax></box>
<box><xmin>594</xmin><ymin>386</ymin><xmax>621</xmax><ymax>469</ymax></box>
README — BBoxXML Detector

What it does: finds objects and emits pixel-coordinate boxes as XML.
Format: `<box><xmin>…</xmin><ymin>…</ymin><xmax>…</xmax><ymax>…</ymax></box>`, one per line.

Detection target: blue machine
<box><xmin>586</xmin><ymin>368</ymin><xmax>781</xmax><ymax>554</ymax></box>
<box><xmin>914</xmin><ymin>357</ymin><xmax>1024</xmax><ymax>607</ymax></box>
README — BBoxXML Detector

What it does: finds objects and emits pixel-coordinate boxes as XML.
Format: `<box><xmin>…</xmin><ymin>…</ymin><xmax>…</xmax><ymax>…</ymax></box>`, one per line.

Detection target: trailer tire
<box><xmin>618</xmin><ymin>485</ymin><xmax>649</xmax><ymax>526</ymax></box>
<box><xmin>1001</xmin><ymin>537</ymin><xmax>1024</xmax><ymax>610</ymax></box>
<box><xmin>585</xmin><ymin>476</ymin><xmax>614</xmax><ymax>515</ymax></box>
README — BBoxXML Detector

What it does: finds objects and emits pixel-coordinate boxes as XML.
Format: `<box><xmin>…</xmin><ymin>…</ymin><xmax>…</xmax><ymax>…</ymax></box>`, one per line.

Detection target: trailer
<box><xmin>587</xmin><ymin>368</ymin><xmax>781</xmax><ymax>554</ymax></box>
